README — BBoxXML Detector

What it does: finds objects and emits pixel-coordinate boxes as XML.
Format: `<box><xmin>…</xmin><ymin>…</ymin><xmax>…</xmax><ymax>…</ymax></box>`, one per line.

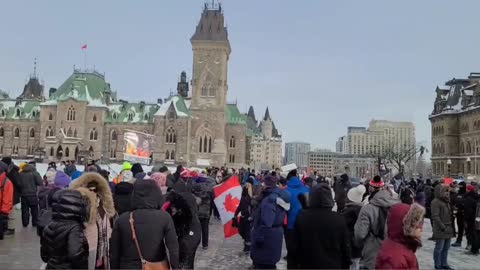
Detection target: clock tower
<box><xmin>189</xmin><ymin>2</ymin><xmax>231</xmax><ymax>166</ymax></box>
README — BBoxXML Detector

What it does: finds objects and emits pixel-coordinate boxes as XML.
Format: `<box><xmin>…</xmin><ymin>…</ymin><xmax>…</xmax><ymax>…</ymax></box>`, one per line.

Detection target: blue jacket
<box><xmin>286</xmin><ymin>177</ymin><xmax>309</xmax><ymax>230</ymax></box>
<box><xmin>251</xmin><ymin>187</ymin><xmax>291</xmax><ymax>265</ymax></box>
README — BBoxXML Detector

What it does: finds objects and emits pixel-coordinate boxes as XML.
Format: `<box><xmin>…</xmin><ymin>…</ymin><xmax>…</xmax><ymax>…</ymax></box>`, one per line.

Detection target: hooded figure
<box><xmin>110</xmin><ymin>180</ymin><xmax>179</xmax><ymax>269</ymax></box>
<box><xmin>18</xmin><ymin>163</ymin><xmax>43</xmax><ymax>227</ymax></box>
<box><xmin>291</xmin><ymin>183</ymin><xmax>350</xmax><ymax>269</ymax></box>
<box><xmin>376</xmin><ymin>203</ymin><xmax>425</xmax><ymax>270</ymax></box>
<box><xmin>150</xmin><ymin>172</ymin><xmax>168</xmax><ymax>195</ymax></box>
<box><xmin>334</xmin><ymin>174</ymin><xmax>351</xmax><ymax>212</ymax></box>
<box><xmin>354</xmin><ymin>189</ymin><xmax>398</xmax><ymax>269</ymax></box>
<box><xmin>130</xmin><ymin>163</ymin><xmax>144</xmax><ymax>179</ymax></box>
<box><xmin>164</xmin><ymin>190</ymin><xmax>201</xmax><ymax>269</ymax></box>
<box><xmin>40</xmin><ymin>189</ymin><xmax>89</xmax><ymax>269</ymax></box>
<box><xmin>250</xmin><ymin>175</ymin><xmax>291</xmax><ymax>269</ymax></box>
<box><xmin>173</xmin><ymin>165</ymin><xmax>183</xmax><ymax>183</ymax></box>
<box><xmin>70</xmin><ymin>173</ymin><xmax>115</xmax><ymax>270</ymax></box>
<box><xmin>431</xmin><ymin>184</ymin><xmax>455</xmax><ymax>269</ymax></box>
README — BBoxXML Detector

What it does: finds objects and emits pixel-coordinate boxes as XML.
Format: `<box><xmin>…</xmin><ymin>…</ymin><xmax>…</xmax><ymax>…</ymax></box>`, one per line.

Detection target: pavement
<box><xmin>0</xmin><ymin>208</ymin><xmax>478</xmax><ymax>269</ymax></box>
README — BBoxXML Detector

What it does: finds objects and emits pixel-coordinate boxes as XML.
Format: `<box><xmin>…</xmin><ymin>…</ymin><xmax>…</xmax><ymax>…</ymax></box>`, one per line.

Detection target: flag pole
<box><xmin>83</xmin><ymin>48</ymin><xmax>87</xmax><ymax>70</ymax></box>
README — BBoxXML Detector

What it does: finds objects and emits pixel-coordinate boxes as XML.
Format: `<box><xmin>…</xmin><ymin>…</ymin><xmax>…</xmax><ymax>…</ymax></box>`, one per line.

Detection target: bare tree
<box><xmin>382</xmin><ymin>144</ymin><xmax>426</xmax><ymax>174</ymax></box>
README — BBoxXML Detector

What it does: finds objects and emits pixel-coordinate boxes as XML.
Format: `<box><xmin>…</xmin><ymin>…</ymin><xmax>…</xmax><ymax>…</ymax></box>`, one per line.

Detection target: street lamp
<box><xmin>447</xmin><ymin>159</ymin><xmax>452</xmax><ymax>177</ymax></box>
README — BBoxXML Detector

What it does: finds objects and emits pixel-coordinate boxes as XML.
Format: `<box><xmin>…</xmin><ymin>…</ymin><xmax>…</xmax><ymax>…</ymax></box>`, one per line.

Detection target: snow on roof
<box><xmin>438</xmin><ymin>85</ymin><xmax>451</xmax><ymax>91</ymax></box>
<box><xmin>154</xmin><ymin>96</ymin><xmax>189</xmax><ymax>117</ymax></box>
<box><xmin>464</xmin><ymin>89</ymin><xmax>474</xmax><ymax>96</ymax></box>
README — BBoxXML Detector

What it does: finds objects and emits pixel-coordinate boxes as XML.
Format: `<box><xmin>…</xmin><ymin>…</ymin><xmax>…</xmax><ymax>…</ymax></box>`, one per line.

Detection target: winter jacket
<box><xmin>113</xmin><ymin>182</ymin><xmax>134</xmax><ymax>215</ymax></box>
<box><xmin>292</xmin><ymin>184</ymin><xmax>350</xmax><ymax>269</ymax></box>
<box><xmin>286</xmin><ymin>177</ymin><xmax>309</xmax><ymax>230</ymax></box>
<box><xmin>354</xmin><ymin>189</ymin><xmax>398</xmax><ymax>269</ymax></box>
<box><xmin>18</xmin><ymin>164</ymin><xmax>43</xmax><ymax>196</ymax></box>
<box><xmin>165</xmin><ymin>190</ymin><xmax>201</xmax><ymax>269</ymax></box>
<box><xmin>431</xmin><ymin>185</ymin><xmax>455</xmax><ymax>239</ymax></box>
<box><xmin>250</xmin><ymin>186</ymin><xmax>291</xmax><ymax>265</ymax></box>
<box><xmin>235</xmin><ymin>186</ymin><xmax>253</xmax><ymax>240</ymax></box>
<box><xmin>69</xmin><ymin>172</ymin><xmax>116</xmax><ymax>270</ymax></box>
<box><xmin>37</xmin><ymin>185</ymin><xmax>61</xmax><ymax>237</ymax></box>
<box><xmin>464</xmin><ymin>192</ymin><xmax>478</xmax><ymax>230</ymax></box>
<box><xmin>376</xmin><ymin>203</ymin><xmax>424</xmax><ymax>270</ymax></box>
<box><xmin>5</xmin><ymin>164</ymin><xmax>21</xmax><ymax>205</ymax></box>
<box><xmin>341</xmin><ymin>202</ymin><xmax>363</xmax><ymax>258</ymax></box>
<box><xmin>191</xmin><ymin>177</ymin><xmax>214</xmax><ymax>219</ymax></box>
<box><xmin>334</xmin><ymin>175</ymin><xmax>351</xmax><ymax>211</ymax></box>
<box><xmin>0</xmin><ymin>172</ymin><xmax>13</xmax><ymax>215</ymax></box>
<box><xmin>110</xmin><ymin>180</ymin><xmax>179</xmax><ymax>269</ymax></box>
<box><xmin>54</xmin><ymin>171</ymin><xmax>71</xmax><ymax>189</ymax></box>
<box><xmin>40</xmin><ymin>190</ymin><xmax>89</xmax><ymax>269</ymax></box>
<box><xmin>424</xmin><ymin>185</ymin><xmax>434</xmax><ymax>218</ymax></box>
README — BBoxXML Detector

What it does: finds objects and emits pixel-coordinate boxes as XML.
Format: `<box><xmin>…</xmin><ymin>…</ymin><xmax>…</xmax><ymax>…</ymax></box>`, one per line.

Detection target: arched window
<box><xmin>65</xmin><ymin>147</ymin><xmax>70</xmax><ymax>157</ymax></box>
<box><xmin>29</xmin><ymin>128</ymin><xmax>35</xmax><ymax>138</ymax></box>
<box><xmin>203</xmin><ymin>136</ymin><xmax>208</xmax><ymax>153</ymax></box>
<box><xmin>165</xmin><ymin>150</ymin><xmax>170</xmax><ymax>160</ymax></box>
<box><xmin>16</xmin><ymin>109</ymin><xmax>21</xmax><ymax>117</ymax></box>
<box><xmin>171</xmin><ymin>150</ymin><xmax>175</xmax><ymax>160</ymax></box>
<box><xmin>128</xmin><ymin>112</ymin><xmax>134</xmax><ymax>121</ymax></box>
<box><xmin>93</xmin><ymin>114</ymin><xmax>97</xmax><ymax>122</ymax></box>
<box><xmin>49</xmin><ymin>113</ymin><xmax>53</xmax><ymax>121</ymax></box>
<box><xmin>89</xmin><ymin>129</ymin><xmax>96</xmax><ymax>141</ymax></box>
<box><xmin>229</xmin><ymin>136</ymin><xmax>235</xmax><ymax>148</ymax></box>
<box><xmin>73</xmin><ymin>129</ymin><xmax>77</xmax><ymax>138</ymax></box>
<box><xmin>144</xmin><ymin>113</ymin><xmax>149</xmax><ymax>121</ymax></box>
<box><xmin>50</xmin><ymin>147</ymin><xmax>54</xmax><ymax>156</ymax></box>
<box><xmin>209</xmin><ymin>137</ymin><xmax>212</xmax><ymax>153</ymax></box>
<box><xmin>112</xmin><ymin>112</ymin><xmax>117</xmax><ymax>120</ymax></box>
<box><xmin>88</xmin><ymin>146</ymin><xmax>94</xmax><ymax>156</ymax></box>
<box><xmin>0</xmin><ymin>110</ymin><xmax>5</xmax><ymax>117</ymax></box>
<box><xmin>56</xmin><ymin>145</ymin><xmax>63</xmax><ymax>158</ymax></box>
<box><xmin>199</xmin><ymin>137</ymin><xmax>203</xmax><ymax>153</ymax></box>
<box><xmin>229</xmin><ymin>154</ymin><xmax>236</xmax><ymax>163</ymax></box>
<box><xmin>67</xmin><ymin>106</ymin><xmax>76</xmax><ymax>121</ymax></box>
<box><xmin>14</xmin><ymin>128</ymin><xmax>20</xmax><ymax>138</ymax></box>
<box><xmin>166</xmin><ymin>127</ymin><xmax>176</xmax><ymax>143</ymax></box>
<box><xmin>111</xmin><ymin>130</ymin><xmax>117</xmax><ymax>141</ymax></box>
<box><xmin>75</xmin><ymin>146</ymin><xmax>79</xmax><ymax>158</ymax></box>
<box><xmin>67</xmin><ymin>127</ymin><xmax>72</xmax><ymax>137</ymax></box>
<box><xmin>467</xmin><ymin>141</ymin><xmax>472</xmax><ymax>153</ymax></box>
<box><xmin>460</xmin><ymin>142</ymin><xmax>465</xmax><ymax>153</ymax></box>
<box><xmin>0</xmin><ymin>127</ymin><xmax>4</xmax><ymax>137</ymax></box>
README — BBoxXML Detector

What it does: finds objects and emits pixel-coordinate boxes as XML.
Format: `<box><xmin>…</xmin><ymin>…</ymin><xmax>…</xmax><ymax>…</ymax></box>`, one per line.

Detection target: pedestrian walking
<box><xmin>334</xmin><ymin>173</ymin><xmax>351</xmax><ymax>212</ymax></box>
<box><xmin>18</xmin><ymin>162</ymin><xmax>43</xmax><ymax>227</ymax></box>
<box><xmin>191</xmin><ymin>175</ymin><xmax>214</xmax><ymax>249</ymax></box>
<box><xmin>452</xmin><ymin>181</ymin><xmax>467</xmax><ymax>247</ymax></box>
<box><xmin>342</xmin><ymin>184</ymin><xmax>366</xmax><ymax>270</ymax></box>
<box><xmin>40</xmin><ymin>189</ymin><xmax>89</xmax><ymax>269</ymax></box>
<box><xmin>464</xmin><ymin>184</ymin><xmax>478</xmax><ymax>252</ymax></box>
<box><xmin>376</xmin><ymin>203</ymin><xmax>425</xmax><ymax>270</ymax></box>
<box><xmin>291</xmin><ymin>183</ymin><xmax>351</xmax><ymax>269</ymax></box>
<box><xmin>354</xmin><ymin>177</ymin><xmax>398</xmax><ymax>270</ymax></box>
<box><xmin>285</xmin><ymin>170</ymin><xmax>309</xmax><ymax>268</ymax></box>
<box><xmin>250</xmin><ymin>175</ymin><xmax>291</xmax><ymax>269</ymax></box>
<box><xmin>1</xmin><ymin>157</ymin><xmax>21</xmax><ymax>235</ymax></box>
<box><xmin>110</xmin><ymin>179</ymin><xmax>179</xmax><ymax>269</ymax></box>
<box><xmin>164</xmin><ymin>189</ymin><xmax>201</xmax><ymax>269</ymax></box>
<box><xmin>431</xmin><ymin>184</ymin><xmax>455</xmax><ymax>269</ymax></box>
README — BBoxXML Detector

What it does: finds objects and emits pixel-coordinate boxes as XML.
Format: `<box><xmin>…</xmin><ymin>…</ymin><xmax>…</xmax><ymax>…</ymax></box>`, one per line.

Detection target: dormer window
<box><xmin>144</xmin><ymin>113</ymin><xmax>149</xmax><ymax>121</ymax></box>
<box><xmin>128</xmin><ymin>112</ymin><xmax>134</xmax><ymax>121</ymax></box>
<box><xmin>93</xmin><ymin>114</ymin><xmax>97</xmax><ymax>122</ymax></box>
<box><xmin>16</xmin><ymin>109</ymin><xmax>21</xmax><ymax>117</ymax></box>
<box><xmin>112</xmin><ymin>112</ymin><xmax>117</xmax><ymax>120</ymax></box>
<box><xmin>0</xmin><ymin>110</ymin><xmax>5</xmax><ymax>117</ymax></box>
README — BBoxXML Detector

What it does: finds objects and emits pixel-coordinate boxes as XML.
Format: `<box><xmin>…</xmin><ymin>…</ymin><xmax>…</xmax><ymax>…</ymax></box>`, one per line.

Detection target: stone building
<box><xmin>0</xmin><ymin>4</ymin><xmax>280</xmax><ymax>168</ymax></box>
<box><xmin>245</xmin><ymin>107</ymin><xmax>282</xmax><ymax>171</ymax></box>
<box><xmin>430</xmin><ymin>72</ymin><xmax>480</xmax><ymax>178</ymax></box>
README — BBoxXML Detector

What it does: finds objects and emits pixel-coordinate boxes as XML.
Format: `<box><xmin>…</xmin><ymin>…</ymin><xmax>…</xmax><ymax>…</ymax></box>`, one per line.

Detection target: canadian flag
<box><xmin>213</xmin><ymin>175</ymin><xmax>242</xmax><ymax>238</ymax></box>
<box><xmin>81</xmin><ymin>44</ymin><xmax>87</xmax><ymax>50</ymax></box>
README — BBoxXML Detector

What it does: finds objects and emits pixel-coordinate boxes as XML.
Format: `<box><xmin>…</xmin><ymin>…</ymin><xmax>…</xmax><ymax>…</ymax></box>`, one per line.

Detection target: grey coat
<box><xmin>354</xmin><ymin>189</ymin><xmax>398</xmax><ymax>270</ymax></box>
<box><xmin>431</xmin><ymin>185</ymin><xmax>455</xmax><ymax>239</ymax></box>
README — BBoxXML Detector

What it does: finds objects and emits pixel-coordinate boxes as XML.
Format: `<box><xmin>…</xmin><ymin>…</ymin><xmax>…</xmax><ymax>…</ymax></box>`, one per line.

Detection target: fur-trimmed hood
<box><xmin>70</xmin><ymin>172</ymin><xmax>115</xmax><ymax>221</ymax></box>
<box><xmin>76</xmin><ymin>187</ymin><xmax>97</xmax><ymax>224</ymax></box>
<box><xmin>387</xmin><ymin>203</ymin><xmax>425</xmax><ymax>250</ymax></box>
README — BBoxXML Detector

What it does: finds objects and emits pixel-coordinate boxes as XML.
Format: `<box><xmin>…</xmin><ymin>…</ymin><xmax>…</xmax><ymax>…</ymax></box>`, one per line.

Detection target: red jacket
<box><xmin>0</xmin><ymin>172</ymin><xmax>13</xmax><ymax>215</ymax></box>
<box><xmin>376</xmin><ymin>203</ymin><xmax>423</xmax><ymax>270</ymax></box>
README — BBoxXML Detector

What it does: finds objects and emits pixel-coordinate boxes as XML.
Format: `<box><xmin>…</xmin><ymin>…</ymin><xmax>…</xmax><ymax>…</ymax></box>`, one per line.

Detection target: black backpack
<box><xmin>37</xmin><ymin>188</ymin><xmax>54</xmax><ymax>237</ymax></box>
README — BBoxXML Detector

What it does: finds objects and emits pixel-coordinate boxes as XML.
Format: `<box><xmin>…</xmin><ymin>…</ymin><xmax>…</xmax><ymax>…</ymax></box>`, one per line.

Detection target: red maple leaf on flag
<box><xmin>224</xmin><ymin>194</ymin><xmax>240</xmax><ymax>213</ymax></box>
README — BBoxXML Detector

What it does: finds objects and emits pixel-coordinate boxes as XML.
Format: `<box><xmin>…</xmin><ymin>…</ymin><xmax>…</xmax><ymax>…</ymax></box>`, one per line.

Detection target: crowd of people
<box><xmin>0</xmin><ymin>157</ymin><xmax>480</xmax><ymax>269</ymax></box>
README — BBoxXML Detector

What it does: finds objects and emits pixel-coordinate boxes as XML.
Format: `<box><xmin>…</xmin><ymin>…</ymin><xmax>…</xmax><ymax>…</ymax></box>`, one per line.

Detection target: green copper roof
<box><xmin>154</xmin><ymin>95</ymin><xmax>191</xmax><ymax>117</ymax></box>
<box><xmin>106</xmin><ymin>102</ymin><xmax>159</xmax><ymax>123</ymax></box>
<box><xmin>0</xmin><ymin>100</ymin><xmax>41</xmax><ymax>120</ymax></box>
<box><xmin>45</xmin><ymin>70</ymin><xmax>110</xmax><ymax>107</ymax></box>
<box><xmin>226</xmin><ymin>104</ymin><xmax>246</xmax><ymax>124</ymax></box>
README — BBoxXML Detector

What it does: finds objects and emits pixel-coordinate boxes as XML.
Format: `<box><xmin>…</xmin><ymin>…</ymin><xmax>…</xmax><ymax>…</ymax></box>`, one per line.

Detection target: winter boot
<box><xmin>243</xmin><ymin>242</ymin><xmax>251</xmax><ymax>254</ymax></box>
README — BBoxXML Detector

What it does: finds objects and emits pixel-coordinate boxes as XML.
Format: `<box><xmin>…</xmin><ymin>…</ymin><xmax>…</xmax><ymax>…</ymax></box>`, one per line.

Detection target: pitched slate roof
<box><xmin>226</xmin><ymin>104</ymin><xmax>246</xmax><ymax>124</ymax></box>
<box><xmin>106</xmin><ymin>102</ymin><xmax>159</xmax><ymax>123</ymax></box>
<box><xmin>154</xmin><ymin>95</ymin><xmax>190</xmax><ymax>117</ymax></box>
<box><xmin>191</xmin><ymin>4</ymin><xmax>229</xmax><ymax>42</ymax></box>
<box><xmin>0</xmin><ymin>99</ymin><xmax>41</xmax><ymax>120</ymax></box>
<box><xmin>42</xmin><ymin>70</ymin><xmax>110</xmax><ymax>107</ymax></box>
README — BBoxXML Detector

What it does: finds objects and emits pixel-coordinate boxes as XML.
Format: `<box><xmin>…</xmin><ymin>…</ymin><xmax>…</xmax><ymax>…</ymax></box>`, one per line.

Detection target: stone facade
<box><xmin>0</xmin><ymin>4</ymin><xmax>277</xmax><ymax>168</ymax></box>
<box><xmin>430</xmin><ymin>73</ymin><xmax>480</xmax><ymax>178</ymax></box>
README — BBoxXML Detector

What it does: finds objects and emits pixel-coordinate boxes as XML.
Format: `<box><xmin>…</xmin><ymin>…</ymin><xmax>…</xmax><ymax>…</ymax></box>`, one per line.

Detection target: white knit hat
<box><xmin>347</xmin><ymin>185</ymin><xmax>366</xmax><ymax>204</ymax></box>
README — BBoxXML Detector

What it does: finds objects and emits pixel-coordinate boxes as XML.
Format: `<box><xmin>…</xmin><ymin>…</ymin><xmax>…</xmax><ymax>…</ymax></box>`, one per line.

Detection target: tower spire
<box><xmin>32</xmin><ymin>57</ymin><xmax>38</xmax><ymax>79</ymax></box>
<box><xmin>264</xmin><ymin>107</ymin><xmax>271</xmax><ymax>121</ymax></box>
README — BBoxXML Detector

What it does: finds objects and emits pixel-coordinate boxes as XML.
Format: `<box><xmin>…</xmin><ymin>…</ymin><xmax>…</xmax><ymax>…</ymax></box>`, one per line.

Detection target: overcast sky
<box><xmin>2</xmin><ymin>0</ymin><xmax>480</xmax><ymax>151</ymax></box>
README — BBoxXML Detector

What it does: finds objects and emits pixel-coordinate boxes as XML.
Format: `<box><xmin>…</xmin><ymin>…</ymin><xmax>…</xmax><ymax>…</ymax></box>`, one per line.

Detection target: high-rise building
<box><xmin>284</xmin><ymin>142</ymin><xmax>311</xmax><ymax>170</ymax></box>
<box><xmin>336</xmin><ymin>136</ymin><xmax>347</xmax><ymax>153</ymax></box>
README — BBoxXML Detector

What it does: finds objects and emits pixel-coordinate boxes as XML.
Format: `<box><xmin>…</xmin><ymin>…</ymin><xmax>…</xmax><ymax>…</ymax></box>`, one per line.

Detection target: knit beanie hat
<box><xmin>310</xmin><ymin>183</ymin><xmax>335</xmax><ymax>209</ymax></box>
<box><xmin>131</xmin><ymin>163</ymin><xmax>144</xmax><ymax>177</ymax></box>
<box><xmin>347</xmin><ymin>185</ymin><xmax>366</xmax><ymax>204</ymax></box>
<box><xmin>369</xmin><ymin>175</ymin><xmax>385</xmax><ymax>188</ymax></box>
<box><xmin>54</xmin><ymin>171</ymin><xmax>71</xmax><ymax>188</ymax></box>
<box><xmin>122</xmin><ymin>161</ymin><xmax>133</xmax><ymax>171</ymax></box>
<box><xmin>467</xmin><ymin>184</ymin><xmax>475</xmax><ymax>193</ymax></box>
